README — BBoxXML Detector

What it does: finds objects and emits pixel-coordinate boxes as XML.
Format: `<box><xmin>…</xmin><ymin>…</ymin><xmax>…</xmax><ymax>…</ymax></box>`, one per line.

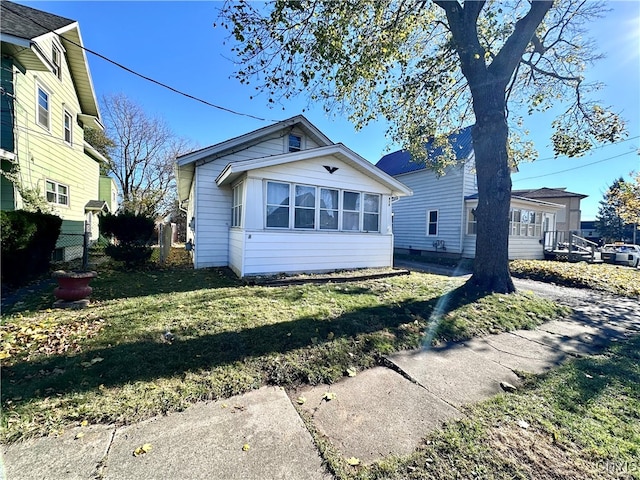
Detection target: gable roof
<box><xmin>0</xmin><ymin>0</ymin><xmax>101</xmax><ymax>124</ymax></box>
<box><xmin>1</xmin><ymin>0</ymin><xmax>74</xmax><ymax>39</ymax></box>
<box><xmin>375</xmin><ymin>126</ymin><xmax>474</xmax><ymax>176</ymax></box>
<box><xmin>176</xmin><ymin>115</ymin><xmax>333</xmax><ymax>167</ymax></box>
<box><xmin>216</xmin><ymin>143</ymin><xmax>412</xmax><ymax>197</ymax></box>
<box><xmin>511</xmin><ymin>187</ymin><xmax>587</xmax><ymax>200</ymax></box>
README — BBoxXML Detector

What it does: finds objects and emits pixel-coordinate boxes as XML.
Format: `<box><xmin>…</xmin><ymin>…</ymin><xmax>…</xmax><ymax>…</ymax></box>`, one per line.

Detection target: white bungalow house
<box><xmin>375</xmin><ymin>126</ymin><xmax>566</xmax><ymax>260</ymax></box>
<box><xmin>176</xmin><ymin>115</ymin><xmax>412</xmax><ymax>277</ymax></box>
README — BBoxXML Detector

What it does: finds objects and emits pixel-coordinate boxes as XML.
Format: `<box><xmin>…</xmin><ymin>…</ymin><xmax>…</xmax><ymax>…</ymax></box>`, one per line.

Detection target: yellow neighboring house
<box><xmin>0</xmin><ymin>0</ymin><xmax>111</xmax><ymax>260</ymax></box>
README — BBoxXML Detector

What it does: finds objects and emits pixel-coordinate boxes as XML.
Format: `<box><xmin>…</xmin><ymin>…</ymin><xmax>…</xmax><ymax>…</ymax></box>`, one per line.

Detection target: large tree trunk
<box><xmin>467</xmin><ymin>85</ymin><xmax>515</xmax><ymax>293</ymax></box>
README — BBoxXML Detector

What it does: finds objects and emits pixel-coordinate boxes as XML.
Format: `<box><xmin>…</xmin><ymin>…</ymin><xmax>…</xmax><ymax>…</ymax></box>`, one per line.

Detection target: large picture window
<box><xmin>46</xmin><ymin>180</ymin><xmax>68</xmax><ymax>206</ymax></box>
<box><xmin>265</xmin><ymin>181</ymin><xmax>381</xmax><ymax>233</ymax></box>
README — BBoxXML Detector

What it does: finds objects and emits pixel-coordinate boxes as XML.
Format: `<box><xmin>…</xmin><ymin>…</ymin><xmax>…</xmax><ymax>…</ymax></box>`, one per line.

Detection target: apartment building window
<box><xmin>37</xmin><ymin>85</ymin><xmax>50</xmax><ymax>129</ymax></box>
<box><xmin>63</xmin><ymin>110</ymin><xmax>73</xmax><ymax>144</ymax></box>
<box><xmin>46</xmin><ymin>180</ymin><xmax>69</xmax><ymax>206</ymax></box>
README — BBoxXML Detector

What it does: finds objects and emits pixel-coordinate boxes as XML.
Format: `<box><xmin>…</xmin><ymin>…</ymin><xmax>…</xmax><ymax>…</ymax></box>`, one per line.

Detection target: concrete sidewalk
<box><xmin>3</xmin><ymin>276</ymin><xmax>639</xmax><ymax>479</ymax></box>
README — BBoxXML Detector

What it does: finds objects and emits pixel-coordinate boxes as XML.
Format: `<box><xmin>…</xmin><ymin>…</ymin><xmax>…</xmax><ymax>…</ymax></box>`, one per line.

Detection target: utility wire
<box><xmin>513</xmin><ymin>150</ymin><xmax>638</xmax><ymax>182</ymax></box>
<box><xmin>2</xmin><ymin>2</ymin><xmax>278</xmax><ymax>123</ymax></box>
<box><xmin>531</xmin><ymin>135</ymin><xmax>640</xmax><ymax>162</ymax></box>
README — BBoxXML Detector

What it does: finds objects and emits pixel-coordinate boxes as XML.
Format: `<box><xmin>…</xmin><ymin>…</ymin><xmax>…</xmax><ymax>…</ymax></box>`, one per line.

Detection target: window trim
<box><xmin>63</xmin><ymin>109</ymin><xmax>73</xmax><ymax>145</ymax></box>
<box><xmin>426</xmin><ymin>209</ymin><xmax>439</xmax><ymax>236</ymax></box>
<box><xmin>264</xmin><ymin>180</ymin><xmax>381</xmax><ymax>233</ymax></box>
<box><xmin>36</xmin><ymin>83</ymin><xmax>51</xmax><ymax>131</ymax></box>
<box><xmin>46</xmin><ymin>179</ymin><xmax>69</xmax><ymax>206</ymax></box>
<box><xmin>466</xmin><ymin>207</ymin><xmax>477</xmax><ymax>235</ymax></box>
<box><xmin>231</xmin><ymin>181</ymin><xmax>244</xmax><ymax>228</ymax></box>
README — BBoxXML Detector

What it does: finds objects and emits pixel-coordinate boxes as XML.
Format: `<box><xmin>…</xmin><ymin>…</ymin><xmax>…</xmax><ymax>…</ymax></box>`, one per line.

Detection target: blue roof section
<box><xmin>375</xmin><ymin>126</ymin><xmax>474</xmax><ymax>176</ymax></box>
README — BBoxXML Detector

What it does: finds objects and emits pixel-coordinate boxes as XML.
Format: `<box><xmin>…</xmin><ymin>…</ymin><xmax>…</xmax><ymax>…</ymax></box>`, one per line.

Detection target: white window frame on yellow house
<box><xmin>36</xmin><ymin>82</ymin><xmax>51</xmax><ymax>131</ymax></box>
<box><xmin>63</xmin><ymin>108</ymin><xmax>73</xmax><ymax>145</ymax></box>
<box><xmin>52</xmin><ymin>44</ymin><xmax>62</xmax><ymax>80</ymax></box>
<box><xmin>46</xmin><ymin>179</ymin><xmax>69</xmax><ymax>206</ymax></box>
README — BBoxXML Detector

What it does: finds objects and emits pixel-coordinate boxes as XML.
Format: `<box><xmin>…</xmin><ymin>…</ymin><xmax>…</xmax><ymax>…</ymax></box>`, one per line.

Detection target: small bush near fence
<box><xmin>1</xmin><ymin>210</ymin><xmax>62</xmax><ymax>286</ymax></box>
<box><xmin>100</xmin><ymin>212</ymin><xmax>155</xmax><ymax>268</ymax></box>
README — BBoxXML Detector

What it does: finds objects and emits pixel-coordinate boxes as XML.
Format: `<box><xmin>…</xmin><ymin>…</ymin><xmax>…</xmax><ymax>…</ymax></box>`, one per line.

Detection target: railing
<box><xmin>543</xmin><ymin>231</ymin><xmax>598</xmax><ymax>262</ymax></box>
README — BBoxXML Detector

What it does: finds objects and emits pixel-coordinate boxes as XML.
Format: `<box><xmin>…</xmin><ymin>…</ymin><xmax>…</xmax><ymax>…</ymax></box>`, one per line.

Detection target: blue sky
<box><xmin>21</xmin><ymin>1</ymin><xmax>640</xmax><ymax>220</ymax></box>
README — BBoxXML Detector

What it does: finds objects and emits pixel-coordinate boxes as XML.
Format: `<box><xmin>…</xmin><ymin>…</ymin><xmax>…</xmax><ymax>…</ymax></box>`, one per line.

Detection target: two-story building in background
<box><xmin>1</xmin><ymin>0</ymin><xmax>114</xmax><ymax>259</ymax></box>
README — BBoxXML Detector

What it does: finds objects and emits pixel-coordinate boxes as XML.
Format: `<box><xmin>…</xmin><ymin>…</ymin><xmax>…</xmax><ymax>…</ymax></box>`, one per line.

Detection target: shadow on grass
<box><xmin>1</xmin><ymin>285</ymin><xmax>489</xmax><ymax>403</ymax></box>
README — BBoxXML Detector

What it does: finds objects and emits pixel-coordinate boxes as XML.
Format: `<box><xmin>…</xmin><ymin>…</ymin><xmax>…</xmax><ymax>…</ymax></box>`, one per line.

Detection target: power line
<box><xmin>2</xmin><ymin>3</ymin><xmax>278</xmax><ymax>123</ymax></box>
<box><xmin>513</xmin><ymin>150</ymin><xmax>638</xmax><ymax>182</ymax></box>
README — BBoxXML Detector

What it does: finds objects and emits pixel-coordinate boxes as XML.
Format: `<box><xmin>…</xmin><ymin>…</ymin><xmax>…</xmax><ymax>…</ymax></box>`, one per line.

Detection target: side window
<box><xmin>46</xmin><ymin>180</ymin><xmax>69</xmax><ymax>206</ymax></box>
<box><xmin>232</xmin><ymin>182</ymin><xmax>243</xmax><ymax>227</ymax></box>
<box><xmin>52</xmin><ymin>45</ymin><xmax>62</xmax><ymax>80</ymax></box>
<box><xmin>363</xmin><ymin>194</ymin><xmax>380</xmax><ymax>232</ymax></box>
<box><xmin>63</xmin><ymin>110</ymin><xmax>73</xmax><ymax>145</ymax></box>
<box><xmin>426</xmin><ymin>210</ymin><xmax>438</xmax><ymax>236</ymax></box>
<box><xmin>37</xmin><ymin>85</ymin><xmax>50</xmax><ymax>130</ymax></box>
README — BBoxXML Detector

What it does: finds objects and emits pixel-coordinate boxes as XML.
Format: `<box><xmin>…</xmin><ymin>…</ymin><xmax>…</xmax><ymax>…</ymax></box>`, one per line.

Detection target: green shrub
<box><xmin>1</xmin><ymin>210</ymin><xmax>62</xmax><ymax>285</ymax></box>
<box><xmin>100</xmin><ymin>212</ymin><xmax>155</xmax><ymax>267</ymax></box>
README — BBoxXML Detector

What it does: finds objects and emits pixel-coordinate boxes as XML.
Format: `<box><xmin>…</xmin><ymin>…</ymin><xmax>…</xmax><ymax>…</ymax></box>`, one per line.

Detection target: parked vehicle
<box><xmin>600</xmin><ymin>244</ymin><xmax>640</xmax><ymax>268</ymax></box>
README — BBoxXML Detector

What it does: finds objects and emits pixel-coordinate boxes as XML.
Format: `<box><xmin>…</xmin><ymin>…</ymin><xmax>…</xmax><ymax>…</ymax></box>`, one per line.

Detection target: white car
<box><xmin>601</xmin><ymin>244</ymin><xmax>640</xmax><ymax>268</ymax></box>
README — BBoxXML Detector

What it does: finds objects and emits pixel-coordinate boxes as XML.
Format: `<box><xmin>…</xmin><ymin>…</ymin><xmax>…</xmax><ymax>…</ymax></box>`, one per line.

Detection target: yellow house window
<box><xmin>37</xmin><ymin>86</ymin><xmax>50</xmax><ymax>130</ymax></box>
<box><xmin>46</xmin><ymin>180</ymin><xmax>69</xmax><ymax>206</ymax></box>
<box><xmin>52</xmin><ymin>45</ymin><xmax>62</xmax><ymax>80</ymax></box>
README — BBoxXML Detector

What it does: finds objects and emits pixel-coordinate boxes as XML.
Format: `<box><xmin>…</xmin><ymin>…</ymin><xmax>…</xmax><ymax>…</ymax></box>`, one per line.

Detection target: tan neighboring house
<box><xmin>1</xmin><ymin>0</ymin><xmax>111</xmax><ymax>259</ymax></box>
<box><xmin>512</xmin><ymin>188</ymin><xmax>587</xmax><ymax>233</ymax></box>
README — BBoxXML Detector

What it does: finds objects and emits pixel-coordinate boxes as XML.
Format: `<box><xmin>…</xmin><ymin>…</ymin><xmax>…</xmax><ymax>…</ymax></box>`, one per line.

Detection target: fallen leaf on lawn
<box><xmin>80</xmin><ymin>420</ymin><xmax>89</xmax><ymax>427</ymax></box>
<box><xmin>90</xmin><ymin>357</ymin><xmax>104</xmax><ymax>364</ymax></box>
<box><xmin>133</xmin><ymin>443</ymin><xmax>153</xmax><ymax>456</ymax></box>
<box><xmin>346</xmin><ymin>457</ymin><xmax>361</xmax><ymax>466</ymax></box>
<box><xmin>80</xmin><ymin>362</ymin><xmax>92</xmax><ymax>368</ymax></box>
<box><xmin>322</xmin><ymin>392</ymin><xmax>336</xmax><ymax>401</ymax></box>
<box><xmin>242</xmin><ymin>443</ymin><xmax>250</xmax><ymax>451</ymax></box>
<box><xmin>74</xmin><ymin>432</ymin><xmax>85</xmax><ymax>440</ymax></box>
<box><xmin>517</xmin><ymin>420</ymin><xmax>530</xmax><ymax>429</ymax></box>
<box><xmin>346</xmin><ymin>367</ymin><xmax>357</xmax><ymax>377</ymax></box>
<box><xmin>296</xmin><ymin>396</ymin><xmax>306</xmax><ymax>405</ymax></box>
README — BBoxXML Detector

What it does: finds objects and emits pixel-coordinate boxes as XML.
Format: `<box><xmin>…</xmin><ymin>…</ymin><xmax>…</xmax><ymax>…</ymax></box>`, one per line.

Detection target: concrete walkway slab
<box><xmin>2</xmin><ymin>424</ymin><xmax>115</xmax><ymax>480</ymax></box>
<box><xmin>295</xmin><ymin>367</ymin><xmax>460</xmax><ymax>464</ymax></box>
<box><xmin>104</xmin><ymin>386</ymin><xmax>330</xmax><ymax>480</ymax></box>
<box><xmin>514</xmin><ymin>328</ymin><xmax>604</xmax><ymax>356</ymax></box>
<box><xmin>387</xmin><ymin>342</ymin><xmax>522</xmax><ymax>407</ymax></box>
<box><xmin>464</xmin><ymin>333</ymin><xmax>568</xmax><ymax>375</ymax></box>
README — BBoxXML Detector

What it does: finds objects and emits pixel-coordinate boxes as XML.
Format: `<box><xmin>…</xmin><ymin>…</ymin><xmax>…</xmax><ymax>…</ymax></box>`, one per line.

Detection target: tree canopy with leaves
<box><xmin>218</xmin><ymin>0</ymin><xmax>626</xmax><ymax>293</ymax></box>
<box><xmin>596</xmin><ymin>176</ymin><xmax>638</xmax><ymax>244</ymax></box>
<box><xmin>101</xmin><ymin>93</ymin><xmax>194</xmax><ymax>217</ymax></box>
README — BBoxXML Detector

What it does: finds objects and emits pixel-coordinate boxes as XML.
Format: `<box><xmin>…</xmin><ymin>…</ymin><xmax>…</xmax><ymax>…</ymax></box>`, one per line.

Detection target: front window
<box><xmin>288</xmin><ymin>134</ymin><xmax>302</xmax><ymax>152</ymax></box>
<box><xmin>46</xmin><ymin>180</ymin><xmax>68</xmax><ymax>206</ymax></box>
<box><xmin>37</xmin><ymin>86</ymin><xmax>50</xmax><ymax>129</ymax></box>
<box><xmin>363</xmin><ymin>194</ymin><xmax>380</xmax><ymax>232</ymax></box>
<box><xmin>63</xmin><ymin>110</ymin><xmax>73</xmax><ymax>144</ymax></box>
<box><xmin>319</xmin><ymin>188</ymin><xmax>339</xmax><ymax>230</ymax></box>
<box><xmin>266</xmin><ymin>181</ymin><xmax>290</xmax><ymax>228</ymax></box>
<box><xmin>232</xmin><ymin>182</ymin><xmax>243</xmax><ymax>227</ymax></box>
<box><xmin>294</xmin><ymin>185</ymin><xmax>316</xmax><ymax>229</ymax></box>
<box><xmin>426</xmin><ymin>210</ymin><xmax>439</xmax><ymax>236</ymax></box>
<box><xmin>342</xmin><ymin>191</ymin><xmax>361</xmax><ymax>231</ymax></box>
<box><xmin>509</xmin><ymin>208</ymin><xmax>542</xmax><ymax>237</ymax></box>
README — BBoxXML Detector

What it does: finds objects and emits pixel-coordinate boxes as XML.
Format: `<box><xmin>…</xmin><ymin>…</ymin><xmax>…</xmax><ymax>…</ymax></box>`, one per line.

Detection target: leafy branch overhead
<box><xmin>218</xmin><ymin>0</ymin><xmax>626</xmax><ymax>167</ymax></box>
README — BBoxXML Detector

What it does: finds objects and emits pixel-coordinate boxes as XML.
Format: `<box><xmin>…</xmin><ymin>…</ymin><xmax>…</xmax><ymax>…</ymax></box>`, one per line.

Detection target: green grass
<box><xmin>1</xmin><ymin>252</ymin><xmax>569</xmax><ymax>443</ymax></box>
<box><xmin>332</xmin><ymin>335</ymin><xmax>640</xmax><ymax>480</ymax></box>
<box><xmin>511</xmin><ymin>259</ymin><xmax>640</xmax><ymax>297</ymax></box>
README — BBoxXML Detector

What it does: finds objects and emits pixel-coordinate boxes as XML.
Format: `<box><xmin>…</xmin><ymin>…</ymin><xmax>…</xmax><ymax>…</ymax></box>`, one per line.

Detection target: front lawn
<box><xmin>510</xmin><ymin>259</ymin><xmax>640</xmax><ymax>297</ymax></box>
<box><xmin>1</xmin><ymin>257</ymin><xmax>569</xmax><ymax>443</ymax></box>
